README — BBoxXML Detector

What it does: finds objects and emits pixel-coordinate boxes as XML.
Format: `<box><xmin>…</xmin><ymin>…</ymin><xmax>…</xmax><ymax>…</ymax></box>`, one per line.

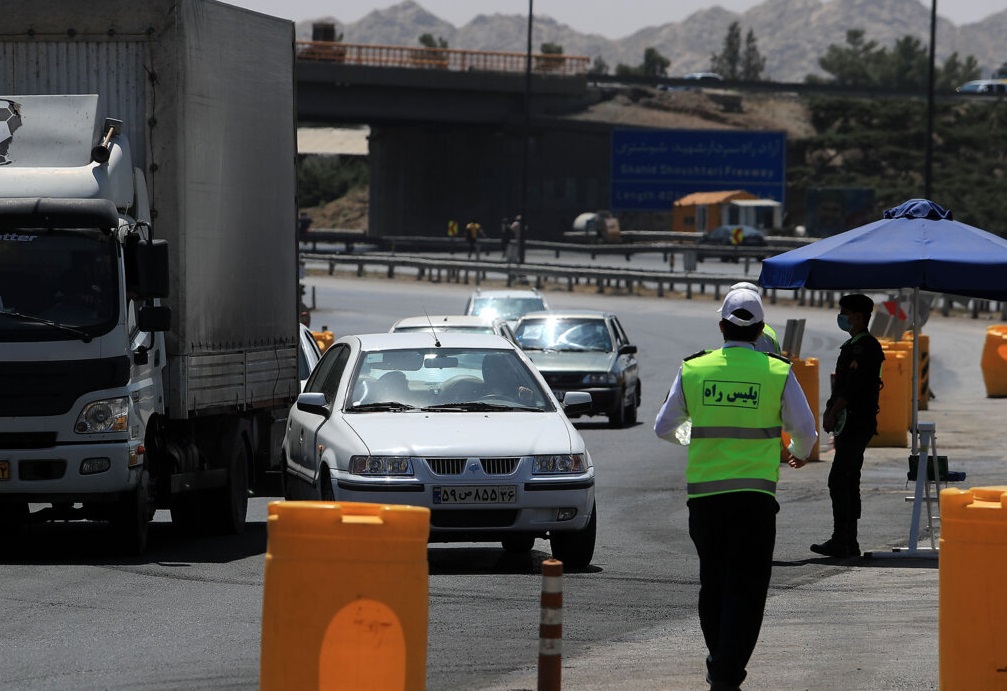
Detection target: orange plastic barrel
<box><xmin>869</xmin><ymin>349</ymin><xmax>909</xmax><ymax>447</ymax></box>
<box><xmin>980</xmin><ymin>325</ymin><xmax>1007</xmax><ymax>397</ymax></box>
<box><xmin>939</xmin><ymin>487</ymin><xmax>1007</xmax><ymax>689</ymax></box>
<box><xmin>260</xmin><ymin>501</ymin><xmax>430</xmax><ymax>690</ymax></box>
<box><xmin>788</xmin><ymin>356</ymin><xmax>820</xmax><ymax>461</ymax></box>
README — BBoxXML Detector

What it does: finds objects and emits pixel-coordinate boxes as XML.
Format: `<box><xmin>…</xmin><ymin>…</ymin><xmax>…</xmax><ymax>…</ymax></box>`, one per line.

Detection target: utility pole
<box><xmin>518</xmin><ymin>0</ymin><xmax>533</xmax><ymax>264</ymax></box>
<box><xmin>924</xmin><ymin>0</ymin><xmax>937</xmax><ymax>200</ymax></box>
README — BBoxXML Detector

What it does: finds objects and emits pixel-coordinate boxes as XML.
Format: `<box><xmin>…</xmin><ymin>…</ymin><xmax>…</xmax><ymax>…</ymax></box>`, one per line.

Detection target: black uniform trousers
<box><xmin>688</xmin><ymin>491</ymin><xmax>779</xmax><ymax>688</ymax></box>
<box><xmin>827</xmin><ymin>424</ymin><xmax>874</xmax><ymax>548</ymax></box>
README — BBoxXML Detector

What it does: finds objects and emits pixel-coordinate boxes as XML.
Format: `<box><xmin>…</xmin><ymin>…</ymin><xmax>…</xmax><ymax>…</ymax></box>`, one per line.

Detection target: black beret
<box><xmin>840</xmin><ymin>293</ymin><xmax>874</xmax><ymax>314</ymax></box>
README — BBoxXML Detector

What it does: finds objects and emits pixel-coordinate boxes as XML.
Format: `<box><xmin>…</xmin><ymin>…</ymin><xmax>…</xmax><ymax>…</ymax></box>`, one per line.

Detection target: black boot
<box><xmin>810</xmin><ymin>537</ymin><xmax>856</xmax><ymax>558</ymax></box>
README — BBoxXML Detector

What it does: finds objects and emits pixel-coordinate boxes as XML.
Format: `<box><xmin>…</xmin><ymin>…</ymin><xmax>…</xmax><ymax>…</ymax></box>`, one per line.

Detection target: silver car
<box><xmin>282</xmin><ymin>332</ymin><xmax>598</xmax><ymax>567</ymax></box>
<box><xmin>515</xmin><ymin>310</ymin><xmax>641</xmax><ymax>427</ymax></box>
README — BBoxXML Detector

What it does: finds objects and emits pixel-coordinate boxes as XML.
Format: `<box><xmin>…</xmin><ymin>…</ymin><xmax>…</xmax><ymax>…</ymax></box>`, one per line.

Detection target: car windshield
<box><xmin>346</xmin><ymin>347</ymin><xmax>553</xmax><ymax>411</ymax></box>
<box><xmin>515</xmin><ymin>317</ymin><xmax>612</xmax><ymax>352</ymax></box>
<box><xmin>0</xmin><ymin>228</ymin><xmax>119</xmax><ymax>341</ymax></box>
<box><xmin>470</xmin><ymin>297</ymin><xmax>545</xmax><ymax>321</ymax></box>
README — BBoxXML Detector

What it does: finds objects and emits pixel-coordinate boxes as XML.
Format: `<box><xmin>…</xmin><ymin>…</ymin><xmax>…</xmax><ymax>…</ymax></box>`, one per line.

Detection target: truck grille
<box><xmin>0</xmin><ymin>357</ymin><xmax>129</xmax><ymax>417</ymax></box>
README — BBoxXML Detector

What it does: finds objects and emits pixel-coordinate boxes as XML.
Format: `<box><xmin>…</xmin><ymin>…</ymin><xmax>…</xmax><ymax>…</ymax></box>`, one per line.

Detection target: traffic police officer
<box><xmin>655</xmin><ymin>289</ymin><xmax>818</xmax><ymax>691</ymax></box>
<box><xmin>811</xmin><ymin>293</ymin><xmax>884</xmax><ymax>559</ymax></box>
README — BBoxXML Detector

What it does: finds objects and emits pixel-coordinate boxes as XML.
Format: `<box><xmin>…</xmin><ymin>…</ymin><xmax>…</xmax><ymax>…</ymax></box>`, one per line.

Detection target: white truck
<box><xmin>0</xmin><ymin>0</ymin><xmax>300</xmax><ymax>553</ymax></box>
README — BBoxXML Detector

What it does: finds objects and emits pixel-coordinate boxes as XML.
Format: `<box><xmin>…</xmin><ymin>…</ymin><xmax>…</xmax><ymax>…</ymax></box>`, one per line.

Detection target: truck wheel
<box><xmin>0</xmin><ymin>503</ymin><xmax>30</xmax><ymax>555</ymax></box>
<box><xmin>112</xmin><ymin>469</ymin><xmax>152</xmax><ymax>555</ymax></box>
<box><xmin>549</xmin><ymin>503</ymin><xmax>597</xmax><ymax>569</ymax></box>
<box><xmin>211</xmin><ymin>439</ymin><xmax>250</xmax><ymax>534</ymax></box>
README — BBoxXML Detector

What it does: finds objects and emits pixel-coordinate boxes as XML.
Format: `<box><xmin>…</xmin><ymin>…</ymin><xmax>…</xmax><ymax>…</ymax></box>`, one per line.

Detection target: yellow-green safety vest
<box><xmin>681</xmin><ymin>347</ymin><xmax>791</xmax><ymax>498</ymax></box>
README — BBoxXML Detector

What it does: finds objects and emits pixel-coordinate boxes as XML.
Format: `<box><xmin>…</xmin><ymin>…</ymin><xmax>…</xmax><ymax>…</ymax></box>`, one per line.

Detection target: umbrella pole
<box><xmin>912</xmin><ymin>287</ymin><xmax>920</xmax><ymax>457</ymax></box>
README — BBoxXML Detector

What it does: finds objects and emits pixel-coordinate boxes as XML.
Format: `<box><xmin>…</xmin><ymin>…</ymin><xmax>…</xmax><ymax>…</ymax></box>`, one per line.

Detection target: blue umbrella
<box><xmin>760</xmin><ymin>199</ymin><xmax>1007</xmax><ymax>554</ymax></box>
<box><xmin>760</xmin><ymin>200</ymin><xmax>1007</xmax><ymax>434</ymax></box>
<box><xmin>760</xmin><ymin>199</ymin><xmax>1007</xmax><ymax>300</ymax></box>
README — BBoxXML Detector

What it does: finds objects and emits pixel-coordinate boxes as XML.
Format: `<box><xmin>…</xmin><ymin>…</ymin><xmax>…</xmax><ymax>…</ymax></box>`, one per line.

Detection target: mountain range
<box><xmin>295</xmin><ymin>0</ymin><xmax>1007</xmax><ymax>83</ymax></box>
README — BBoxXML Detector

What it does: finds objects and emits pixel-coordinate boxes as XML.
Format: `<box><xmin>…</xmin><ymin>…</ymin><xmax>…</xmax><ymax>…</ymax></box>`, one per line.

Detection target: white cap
<box><xmin>718</xmin><ymin>290</ymin><xmax>765</xmax><ymax>326</ymax></box>
<box><xmin>729</xmin><ymin>281</ymin><xmax>761</xmax><ymax>293</ymax></box>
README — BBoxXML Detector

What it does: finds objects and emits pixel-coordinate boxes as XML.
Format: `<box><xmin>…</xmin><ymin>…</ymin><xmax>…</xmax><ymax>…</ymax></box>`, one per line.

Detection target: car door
<box><xmin>288</xmin><ymin>343</ymin><xmax>350</xmax><ymax>483</ymax></box>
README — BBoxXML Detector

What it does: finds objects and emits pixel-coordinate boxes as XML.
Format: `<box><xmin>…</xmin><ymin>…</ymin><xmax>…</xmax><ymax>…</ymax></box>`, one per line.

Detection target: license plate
<box><xmin>433</xmin><ymin>485</ymin><xmax>516</xmax><ymax>504</ymax></box>
<box><xmin>0</xmin><ymin>460</ymin><xmax>9</xmax><ymax>481</ymax></box>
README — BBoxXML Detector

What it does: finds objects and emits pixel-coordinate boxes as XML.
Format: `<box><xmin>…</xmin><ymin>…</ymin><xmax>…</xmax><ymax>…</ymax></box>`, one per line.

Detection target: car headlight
<box><xmin>582</xmin><ymin>372</ymin><xmax>618</xmax><ymax>385</ymax></box>
<box><xmin>348</xmin><ymin>455</ymin><xmax>414</xmax><ymax>476</ymax></box>
<box><xmin>75</xmin><ymin>397</ymin><xmax>129</xmax><ymax>434</ymax></box>
<box><xmin>532</xmin><ymin>454</ymin><xmax>587</xmax><ymax>475</ymax></box>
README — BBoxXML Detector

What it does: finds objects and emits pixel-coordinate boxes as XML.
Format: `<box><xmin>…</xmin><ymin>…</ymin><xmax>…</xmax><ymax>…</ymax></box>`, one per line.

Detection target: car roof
<box><xmin>469</xmin><ymin>289</ymin><xmax>543</xmax><ymax>299</ymax></box>
<box><xmin>391</xmin><ymin>314</ymin><xmax>504</xmax><ymax>329</ymax></box>
<box><xmin>517</xmin><ymin>309</ymin><xmax>615</xmax><ymax>320</ymax></box>
<box><xmin>346</xmin><ymin>331</ymin><xmax>516</xmax><ymax>350</ymax></box>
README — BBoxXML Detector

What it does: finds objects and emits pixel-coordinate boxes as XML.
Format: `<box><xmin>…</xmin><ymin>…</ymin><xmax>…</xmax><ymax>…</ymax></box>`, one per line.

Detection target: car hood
<box><xmin>344</xmin><ymin>411</ymin><xmax>580</xmax><ymax>456</ymax></box>
<box><xmin>522</xmin><ymin>350</ymin><xmax>615</xmax><ymax>372</ymax></box>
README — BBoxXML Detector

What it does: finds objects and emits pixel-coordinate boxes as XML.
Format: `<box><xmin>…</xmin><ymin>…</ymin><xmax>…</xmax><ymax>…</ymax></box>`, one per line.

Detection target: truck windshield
<box><xmin>0</xmin><ymin>228</ymin><xmax>119</xmax><ymax>340</ymax></box>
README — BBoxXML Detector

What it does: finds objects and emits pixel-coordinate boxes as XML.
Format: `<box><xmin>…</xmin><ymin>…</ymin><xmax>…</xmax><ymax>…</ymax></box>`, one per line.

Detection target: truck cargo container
<box><xmin>0</xmin><ymin>0</ymin><xmax>299</xmax><ymax>552</ymax></box>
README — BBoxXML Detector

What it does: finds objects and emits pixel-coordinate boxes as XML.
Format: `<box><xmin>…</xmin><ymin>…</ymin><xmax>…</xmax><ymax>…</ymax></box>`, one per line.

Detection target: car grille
<box><xmin>425</xmin><ymin>457</ymin><xmax>521</xmax><ymax>475</ymax></box>
<box><xmin>543</xmin><ymin>373</ymin><xmax>585</xmax><ymax>388</ymax></box>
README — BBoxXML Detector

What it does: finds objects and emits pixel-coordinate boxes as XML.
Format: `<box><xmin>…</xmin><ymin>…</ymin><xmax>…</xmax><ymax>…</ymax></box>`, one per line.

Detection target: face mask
<box><xmin>837</xmin><ymin>314</ymin><xmax>853</xmax><ymax>332</ymax></box>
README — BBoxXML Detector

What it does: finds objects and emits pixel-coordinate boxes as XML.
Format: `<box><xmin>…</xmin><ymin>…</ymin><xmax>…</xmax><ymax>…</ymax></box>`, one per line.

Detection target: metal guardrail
<box><xmin>300</xmin><ymin>250</ymin><xmax>1007</xmax><ymax>319</ymax></box>
<box><xmin>303</xmin><ymin>252</ymin><xmax>765</xmax><ymax>301</ymax></box>
<box><xmin>298</xmin><ymin>232</ymin><xmax>808</xmax><ymax>264</ymax></box>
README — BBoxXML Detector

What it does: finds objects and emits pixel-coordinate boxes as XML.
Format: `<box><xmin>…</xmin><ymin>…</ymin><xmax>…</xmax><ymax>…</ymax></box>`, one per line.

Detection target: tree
<box><xmin>642</xmin><ymin>47</ymin><xmax>670</xmax><ymax>77</ymax></box>
<box><xmin>710</xmin><ymin>21</ymin><xmax>742</xmax><ymax>79</ymax></box>
<box><xmin>613</xmin><ymin>47</ymin><xmax>669</xmax><ymax>78</ymax></box>
<box><xmin>810</xmin><ymin>29</ymin><xmax>979</xmax><ymax>90</ymax></box>
<box><xmin>740</xmin><ymin>28</ymin><xmax>766</xmax><ymax>81</ymax></box>
<box><xmin>588</xmin><ymin>56</ymin><xmax>609</xmax><ymax>75</ymax></box>
<box><xmin>540</xmin><ymin>42</ymin><xmax>563</xmax><ymax>55</ymax></box>
<box><xmin>418</xmin><ymin>33</ymin><xmax>447</xmax><ymax>49</ymax></box>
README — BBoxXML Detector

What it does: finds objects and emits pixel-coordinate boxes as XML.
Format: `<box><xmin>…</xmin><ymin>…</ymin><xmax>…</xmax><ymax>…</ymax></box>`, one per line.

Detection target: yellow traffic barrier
<box><xmin>939</xmin><ymin>486</ymin><xmax>1007</xmax><ymax>689</ymax></box>
<box><xmin>869</xmin><ymin>349</ymin><xmax>910</xmax><ymax>447</ymax></box>
<box><xmin>261</xmin><ymin>501</ymin><xmax>430</xmax><ymax>691</ymax></box>
<box><xmin>789</xmin><ymin>356</ymin><xmax>820</xmax><ymax>461</ymax></box>
<box><xmin>312</xmin><ymin>328</ymin><xmax>335</xmax><ymax>353</ymax></box>
<box><xmin>896</xmin><ymin>331</ymin><xmax>932</xmax><ymax>410</ymax></box>
<box><xmin>980</xmin><ymin>324</ymin><xmax>1007</xmax><ymax>397</ymax></box>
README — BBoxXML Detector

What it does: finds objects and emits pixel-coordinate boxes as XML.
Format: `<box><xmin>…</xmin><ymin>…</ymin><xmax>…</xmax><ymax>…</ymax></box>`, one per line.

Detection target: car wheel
<box><xmin>319</xmin><ymin>465</ymin><xmax>335</xmax><ymax>501</ymax></box>
<box><xmin>608</xmin><ymin>387</ymin><xmax>626</xmax><ymax>427</ymax></box>
<box><xmin>624</xmin><ymin>396</ymin><xmax>638</xmax><ymax>426</ymax></box>
<box><xmin>550</xmin><ymin>503</ymin><xmax>596</xmax><ymax>568</ymax></box>
<box><xmin>501</xmin><ymin>535</ymin><xmax>536</xmax><ymax>553</ymax></box>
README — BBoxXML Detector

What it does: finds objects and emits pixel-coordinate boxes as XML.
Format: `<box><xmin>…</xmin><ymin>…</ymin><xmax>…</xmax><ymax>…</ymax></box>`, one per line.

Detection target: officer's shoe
<box><xmin>810</xmin><ymin>538</ymin><xmax>856</xmax><ymax>558</ymax></box>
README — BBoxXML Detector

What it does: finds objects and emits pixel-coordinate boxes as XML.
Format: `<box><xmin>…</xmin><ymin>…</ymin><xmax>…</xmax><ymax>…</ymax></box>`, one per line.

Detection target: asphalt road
<box><xmin>2</xmin><ymin>266</ymin><xmax>1004</xmax><ymax>690</ymax></box>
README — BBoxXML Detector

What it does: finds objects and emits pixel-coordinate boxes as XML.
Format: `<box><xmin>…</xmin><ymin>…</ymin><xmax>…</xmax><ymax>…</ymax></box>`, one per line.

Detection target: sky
<box><xmin>227</xmin><ymin>0</ymin><xmax>1004</xmax><ymax>39</ymax></box>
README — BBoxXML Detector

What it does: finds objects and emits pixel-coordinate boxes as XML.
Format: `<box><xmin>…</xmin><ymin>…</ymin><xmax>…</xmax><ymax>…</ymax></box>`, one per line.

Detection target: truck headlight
<box><xmin>532</xmin><ymin>454</ymin><xmax>587</xmax><ymax>475</ymax></box>
<box><xmin>348</xmin><ymin>455</ymin><xmax>414</xmax><ymax>476</ymax></box>
<box><xmin>75</xmin><ymin>397</ymin><xmax>129</xmax><ymax>434</ymax></box>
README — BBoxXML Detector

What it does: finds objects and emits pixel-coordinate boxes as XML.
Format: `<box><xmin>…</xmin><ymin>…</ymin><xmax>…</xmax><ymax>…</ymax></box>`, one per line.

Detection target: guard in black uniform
<box><xmin>812</xmin><ymin>293</ymin><xmax>885</xmax><ymax>558</ymax></box>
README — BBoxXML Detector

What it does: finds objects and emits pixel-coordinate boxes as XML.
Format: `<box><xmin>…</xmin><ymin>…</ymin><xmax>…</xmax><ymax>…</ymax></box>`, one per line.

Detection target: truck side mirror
<box><xmin>137</xmin><ymin>305</ymin><xmax>172</xmax><ymax>332</ymax></box>
<box><xmin>125</xmin><ymin>237</ymin><xmax>170</xmax><ymax>298</ymax></box>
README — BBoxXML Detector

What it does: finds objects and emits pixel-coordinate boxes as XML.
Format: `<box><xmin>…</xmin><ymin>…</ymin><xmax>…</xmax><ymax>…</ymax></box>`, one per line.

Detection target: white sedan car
<box><xmin>282</xmin><ymin>332</ymin><xmax>597</xmax><ymax>567</ymax></box>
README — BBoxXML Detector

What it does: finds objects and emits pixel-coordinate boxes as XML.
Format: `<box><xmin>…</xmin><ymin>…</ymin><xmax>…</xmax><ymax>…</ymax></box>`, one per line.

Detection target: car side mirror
<box><xmin>296</xmin><ymin>392</ymin><xmax>330</xmax><ymax>417</ymax></box>
<box><xmin>562</xmin><ymin>391</ymin><xmax>593</xmax><ymax>416</ymax></box>
<box><xmin>619</xmin><ymin>344</ymin><xmax>638</xmax><ymax>355</ymax></box>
